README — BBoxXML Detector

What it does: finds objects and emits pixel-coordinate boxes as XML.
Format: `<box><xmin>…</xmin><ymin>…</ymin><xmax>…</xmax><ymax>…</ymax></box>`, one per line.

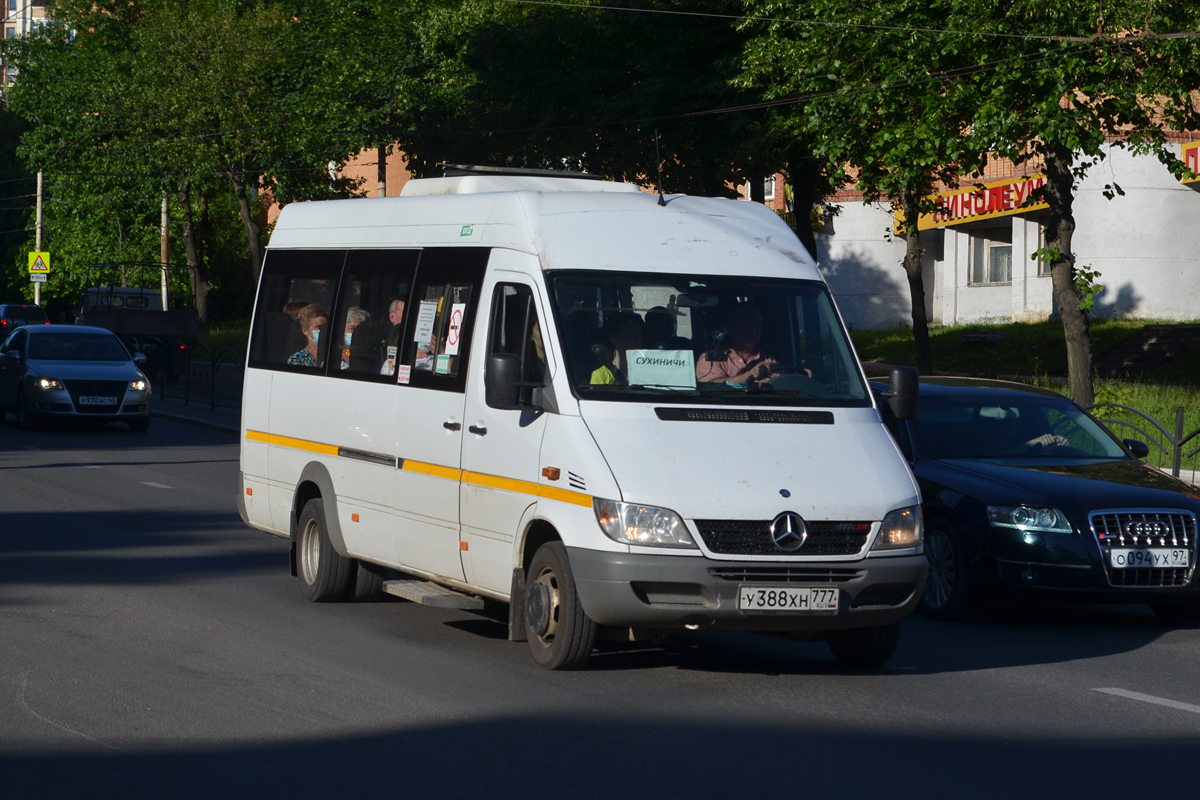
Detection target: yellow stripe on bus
<box><xmin>246</xmin><ymin>431</ymin><xmax>591</xmax><ymax>506</ymax></box>
<box><xmin>245</xmin><ymin>429</ymin><xmax>339</xmax><ymax>456</ymax></box>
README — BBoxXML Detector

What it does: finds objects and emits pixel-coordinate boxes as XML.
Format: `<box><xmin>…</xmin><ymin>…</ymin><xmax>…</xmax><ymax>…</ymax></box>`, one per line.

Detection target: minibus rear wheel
<box><xmin>297</xmin><ymin>498</ymin><xmax>353</xmax><ymax>602</ymax></box>
<box><xmin>525</xmin><ymin>542</ymin><xmax>596</xmax><ymax>670</ymax></box>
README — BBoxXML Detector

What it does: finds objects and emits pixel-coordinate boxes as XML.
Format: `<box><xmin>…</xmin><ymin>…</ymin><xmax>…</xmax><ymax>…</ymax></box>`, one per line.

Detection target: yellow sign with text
<box><xmin>896</xmin><ymin>174</ymin><xmax>1049</xmax><ymax>233</ymax></box>
<box><xmin>28</xmin><ymin>251</ymin><xmax>50</xmax><ymax>274</ymax></box>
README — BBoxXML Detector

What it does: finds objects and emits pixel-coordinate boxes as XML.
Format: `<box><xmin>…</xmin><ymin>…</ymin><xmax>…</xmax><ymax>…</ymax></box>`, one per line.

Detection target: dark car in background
<box><xmin>876</xmin><ymin>377</ymin><xmax>1200</xmax><ymax>621</ymax></box>
<box><xmin>0</xmin><ymin>324</ymin><xmax>152</xmax><ymax>432</ymax></box>
<box><xmin>0</xmin><ymin>303</ymin><xmax>49</xmax><ymax>334</ymax></box>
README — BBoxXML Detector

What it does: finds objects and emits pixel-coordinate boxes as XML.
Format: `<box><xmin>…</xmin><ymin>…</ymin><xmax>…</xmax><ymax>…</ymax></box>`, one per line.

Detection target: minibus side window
<box><xmin>328</xmin><ymin>249</ymin><xmax>418</xmax><ymax>381</ymax></box>
<box><xmin>487</xmin><ymin>283</ymin><xmax>546</xmax><ymax>405</ymax></box>
<box><xmin>248</xmin><ymin>249</ymin><xmax>346</xmax><ymax>371</ymax></box>
<box><xmin>400</xmin><ymin>248</ymin><xmax>488</xmax><ymax>393</ymax></box>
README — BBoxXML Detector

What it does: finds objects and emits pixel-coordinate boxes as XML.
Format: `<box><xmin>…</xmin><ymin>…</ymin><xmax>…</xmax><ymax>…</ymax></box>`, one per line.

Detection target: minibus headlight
<box><xmin>987</xmin><ymin>505</ymin><xmax>1072</xmax><ymax>534</ymax></box>
<box><xmin>593</xmin><ymin>498</ymin><xmax>697</xmax><ymax>549</ymax></box>
<box><xmin>872</xmin><ymin>505</ymin><xmax>923</xmax><ymax>550</ymax></box>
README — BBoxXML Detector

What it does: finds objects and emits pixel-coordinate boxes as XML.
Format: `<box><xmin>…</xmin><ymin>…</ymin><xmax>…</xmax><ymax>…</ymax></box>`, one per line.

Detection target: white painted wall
<box><xmin>819</xmin><ymin>144</ymin><xmax>1200</xmax><ymax>329</ymax></box>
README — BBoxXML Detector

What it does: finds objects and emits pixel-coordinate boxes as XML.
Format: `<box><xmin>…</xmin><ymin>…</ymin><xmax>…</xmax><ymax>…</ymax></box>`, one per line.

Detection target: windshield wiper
<box><xmin>629</xmin><ymin>384</ymin><xmax>703</xmax><ymax>399</ymax></box>
<box><xmin>745</xmin><ymin>383</ymin><xmax>827</xmax><ymax>402</ymax></box>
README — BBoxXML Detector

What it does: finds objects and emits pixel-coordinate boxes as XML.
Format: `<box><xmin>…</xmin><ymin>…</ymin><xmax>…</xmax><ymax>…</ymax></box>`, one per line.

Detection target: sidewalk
<box><xmin>151</xmin><ymin>394</ymin><xmax>240</xmax><ymax>435</ymax></box>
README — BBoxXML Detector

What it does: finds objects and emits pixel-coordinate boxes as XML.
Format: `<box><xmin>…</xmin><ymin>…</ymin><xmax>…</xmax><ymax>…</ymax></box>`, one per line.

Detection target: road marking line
<box><xmin>140</xmin><ymin>481</ymin><xmax>173</xmax><ymax>489</ymax></box>
<box><xmin>1093</xmin><ymin>688</ymin><xmax>1200</xmax><ymax>714</ymax></box>
<box><xmin>84</xmin><ymin>465</ymin><xmax>101</xmax><ymax>469</ymax></box>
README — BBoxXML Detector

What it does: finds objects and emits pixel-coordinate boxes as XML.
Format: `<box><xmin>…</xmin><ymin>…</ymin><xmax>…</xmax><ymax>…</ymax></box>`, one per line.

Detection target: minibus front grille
<box><xmin>655</xmin><ymin>408</ymin><xmax>834</xmax><ymax>425</ymax></box>
<box><xmin>708</xmin><ymin>566</ymin><xmax>864</xmax><ymax>583</ymax></box>
<box><xmin>694</xmin><ymin>520</ymin><xmax>870</xmax><ymax>556</ymax></box>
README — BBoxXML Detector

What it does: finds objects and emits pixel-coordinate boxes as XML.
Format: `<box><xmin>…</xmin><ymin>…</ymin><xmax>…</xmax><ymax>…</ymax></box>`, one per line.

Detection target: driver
<box><xmin>696</xmin><ymin>305</ymin><xmax>781</xmax><ymax>388</ymax></box>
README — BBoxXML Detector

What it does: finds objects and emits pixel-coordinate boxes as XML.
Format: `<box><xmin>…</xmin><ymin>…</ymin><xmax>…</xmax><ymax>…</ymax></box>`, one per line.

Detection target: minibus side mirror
<box><xmin>485</xmin><ymin>353</ymin><xmax>522</xmax><ymax>410</ymax></box>
<box><xmin>886</xmin><ymin>365</ymin><xmax>919</xmax><ymax>421</ymax></box>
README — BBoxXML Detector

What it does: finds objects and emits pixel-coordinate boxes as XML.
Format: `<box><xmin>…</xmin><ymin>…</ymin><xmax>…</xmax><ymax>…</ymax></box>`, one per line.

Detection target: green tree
<box><xmin>740</xmin><ymin>1</ymin><xmax>988</xmax><ymax>375</ymax></box>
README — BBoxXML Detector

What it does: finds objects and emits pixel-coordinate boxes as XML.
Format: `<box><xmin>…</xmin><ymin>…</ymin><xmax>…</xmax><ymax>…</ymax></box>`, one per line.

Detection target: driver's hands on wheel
<box><xmin>1025</xmin><ymin>433</ymin><xmax>1070</xmax><ymax>448</ymax></box>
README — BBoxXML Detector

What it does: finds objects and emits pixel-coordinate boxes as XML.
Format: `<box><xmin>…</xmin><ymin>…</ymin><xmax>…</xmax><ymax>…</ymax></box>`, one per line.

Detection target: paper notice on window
<box><xmin>626</xmin><ymin>349</ymin><xmax>696</xmax><ymax>389</ymax></box>
<box><xmin>396</xmin><ymin>363</ymin><xmax>411</xmax><ymax>385</ymax></box>
<box><xmin>413</xmin><ymin>300</ymin><xmax>438</xmax><ymax>344</ymax></box>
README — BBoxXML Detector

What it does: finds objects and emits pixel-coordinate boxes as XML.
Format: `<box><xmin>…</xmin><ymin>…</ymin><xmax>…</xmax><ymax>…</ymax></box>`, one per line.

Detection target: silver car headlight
<box><xmin>987</xmin><ymin>505</ymin><xmax>1073</xmax><ymax>534</ymax></box>
<box><xmin>593</xmin><ymin>498</ymin><xmax>697</xmax><ymax>548</ymax></box>
<box><xmin>872</xmin><ymin>505</ymin><xmax>923</xmax><ymax>550</ymax></box>
<box><xmin>37</xmin><ymin>378</ymin><xmax>63</xmax><ymax>391</ymax></box>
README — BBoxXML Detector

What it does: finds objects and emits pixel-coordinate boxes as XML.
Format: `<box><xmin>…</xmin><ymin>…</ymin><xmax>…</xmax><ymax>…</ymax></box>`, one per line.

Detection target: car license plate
<box><xmin>79</xmin><ymin>396</ymin><xmax>118</xmax><ymax>406</ymax></box>
<box><xmin>1109</xmin><ymin>548</ymin><xmax>1190</xmax><ymax>569</ymax></box>
<box><xmin>737</xmin><ymin>586</ymin><xmax>839</xmax><ymax>613</ymax></box>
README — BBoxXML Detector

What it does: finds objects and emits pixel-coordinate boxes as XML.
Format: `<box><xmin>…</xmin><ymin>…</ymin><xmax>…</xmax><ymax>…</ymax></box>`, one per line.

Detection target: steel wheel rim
<box><xmin>300</xmin><ymin>518</ymin><xmax>321</xmax><ymax>583</ymax></box>
<box><xmin>924</xmin><ymin>529</ymin><xmax>956</xmax><ymax>610</ymax></box>
<box><xmin>531</xmin><ymin>565</ymin><xmax>561</xmax><ymax>648</ymax></box>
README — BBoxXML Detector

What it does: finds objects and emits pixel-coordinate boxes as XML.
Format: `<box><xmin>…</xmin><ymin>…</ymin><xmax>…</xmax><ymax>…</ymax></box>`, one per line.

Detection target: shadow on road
<box><xmin>1</xmin><ymin>713</ymin><xmax>1196</xmax><ymax>799</ymax></box>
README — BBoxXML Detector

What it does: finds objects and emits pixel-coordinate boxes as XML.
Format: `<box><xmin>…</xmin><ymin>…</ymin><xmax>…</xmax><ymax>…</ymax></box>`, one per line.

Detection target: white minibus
<box><xmin>238</xmin><ymin>168</ymin><xmax>926</xmax><ymax>670</ymax></box>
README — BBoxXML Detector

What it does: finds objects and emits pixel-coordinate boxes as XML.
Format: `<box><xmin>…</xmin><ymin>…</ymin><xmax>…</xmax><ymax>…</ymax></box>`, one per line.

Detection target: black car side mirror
<box><xmin>1123</xmin><ymin>439</ymin><xmax>1150</xmax><ymax>460</ymax></box>
<box><xmin>133</xmin><ymin>352</ymin><xmax>148</xmax><ymax>365</ymax></box>
<box><xmin>886</xmin><ymin>365</ymin><xmax>919</xmax><ymax>421</ymax></box>
<box><xmin>485</xmin><ymin>353</ymin><xmax>521</xmax><ymax>410</ymax></box>
<box><xmin>3</xmin><ymin>349</ymin><xmax>21</xmax><ymax>362</ymax></box>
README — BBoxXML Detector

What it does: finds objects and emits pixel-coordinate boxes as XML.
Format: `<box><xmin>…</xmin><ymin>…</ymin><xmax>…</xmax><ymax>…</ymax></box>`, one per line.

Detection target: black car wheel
<box><xmin>919</xmin><ymin>519</ymin><xmax>975</xmax><ymax>621</ymax></box>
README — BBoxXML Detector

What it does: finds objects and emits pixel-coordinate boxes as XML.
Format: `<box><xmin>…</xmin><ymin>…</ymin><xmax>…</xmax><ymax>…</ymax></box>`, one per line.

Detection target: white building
<box><xmin>2</xmin><ymin>0</ymin><xmax>49</xmax><ymax>86</ymax></box>
<box><xmin>810</xmin><ymin>140</ymin><xmax>1200</xmax><ymax>330</ymax></box>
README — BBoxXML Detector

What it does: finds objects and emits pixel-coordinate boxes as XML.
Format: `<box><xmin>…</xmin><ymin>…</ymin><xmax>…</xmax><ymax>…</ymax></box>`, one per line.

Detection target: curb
<box><xmin>151</xmin><ymin>407</ymin><xmax>240</xmax><ymax>436</ymax></box>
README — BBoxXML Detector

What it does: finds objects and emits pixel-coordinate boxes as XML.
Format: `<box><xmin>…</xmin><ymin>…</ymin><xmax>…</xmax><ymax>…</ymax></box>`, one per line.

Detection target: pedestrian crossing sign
<box><xmin>28</xmin><ymin>252</ymin><xmax>50</xmax><ymax>274</ymax></box>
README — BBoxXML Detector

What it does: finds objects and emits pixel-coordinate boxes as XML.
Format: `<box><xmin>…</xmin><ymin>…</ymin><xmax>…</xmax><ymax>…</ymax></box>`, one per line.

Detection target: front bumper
<box><xmin>567</xmin><ymin>547</ymin><xmax>927</xmax><ymax>633</ymax></box>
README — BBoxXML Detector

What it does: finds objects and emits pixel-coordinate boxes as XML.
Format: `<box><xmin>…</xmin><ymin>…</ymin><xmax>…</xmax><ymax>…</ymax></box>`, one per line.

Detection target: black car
<box><xmin>0</xmin><ymin>303</ymin><xmax>49</xmax><ymax>334</ymax></box>
<box><xmin>876</xmin><ymin>377</ymin><xmax>1200</xmax><ymax>621</ymax></box>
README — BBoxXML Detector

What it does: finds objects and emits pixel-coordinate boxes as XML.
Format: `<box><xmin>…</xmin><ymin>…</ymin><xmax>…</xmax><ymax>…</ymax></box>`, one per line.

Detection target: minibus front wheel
<box><xmin>525</xmin><ymin>543</ymin><xmax>597</xmax><ymax>670</ymax></box>
<box><xmin>297</xmin><ymin>498</ymin><xmax>353</xmax><ymax>602</ymax></box>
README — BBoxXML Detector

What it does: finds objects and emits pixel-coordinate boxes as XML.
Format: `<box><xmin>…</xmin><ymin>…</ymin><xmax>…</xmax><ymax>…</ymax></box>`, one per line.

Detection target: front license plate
<box><xmin>79</xmin><ymin>396</ymin><xmax>118</xmax><ymax>406</ymax></box>
<box><xmin>1110</xmin><ymin>548</ymin><xmax>1190</xmax><ymax>569</ymax></box>
<box><xmin>737</xmin><ymin>586</ymin><xmax>839</xmax><ymax>613</ymax></box>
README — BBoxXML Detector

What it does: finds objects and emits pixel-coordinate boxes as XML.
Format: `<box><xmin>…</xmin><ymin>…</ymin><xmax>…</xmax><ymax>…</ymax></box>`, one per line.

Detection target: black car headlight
<box><xmin>37</xmin><ymin>377</ymin><xmax>63</xmax><ymax>391</ymax></box>
<box><xmin>129</xmin><ymin>378</ymin><xmax>149</xmax><ymax>392</ymax></box>
<box><xmin>987</xmin><ymin>505</ymin><xmax>1073</xmax><ymax>534</ymax></box>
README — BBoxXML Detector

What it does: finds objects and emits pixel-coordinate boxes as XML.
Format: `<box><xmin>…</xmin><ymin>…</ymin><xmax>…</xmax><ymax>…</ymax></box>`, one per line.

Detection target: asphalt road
<box><xmin>2</xmin><ymin>415</ymin><xmax>1199</xmax><ymax>799</ymax></box>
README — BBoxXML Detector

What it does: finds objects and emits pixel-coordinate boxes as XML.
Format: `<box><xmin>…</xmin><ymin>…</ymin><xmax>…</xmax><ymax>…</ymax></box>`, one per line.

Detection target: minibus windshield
<box><xmin>549</xmin><ymin>272</ymin><xmax>869</xmax><ymax>407</ymax></box>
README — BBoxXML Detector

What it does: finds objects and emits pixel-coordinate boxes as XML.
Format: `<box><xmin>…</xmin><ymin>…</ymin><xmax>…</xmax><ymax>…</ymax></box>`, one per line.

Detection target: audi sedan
<box><xmin>876</xmin><ymin>377</ymin><xmax>1200</xmax><ymax>621</ymax></box>
<box><xmin>0</xmin><ymin>325</ymin><xmax>152</xmax><ymax>432</ymax></box>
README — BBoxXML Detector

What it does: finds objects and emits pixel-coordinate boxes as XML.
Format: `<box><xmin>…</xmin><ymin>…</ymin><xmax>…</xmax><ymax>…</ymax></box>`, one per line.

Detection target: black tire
<box><xmin>15</xmin><ymin>388</ymin><xmax>38</xmax><ymax>431</ymax></box>
<box><xmin>827</xmin><ymin>621</ymin><xmax>903</xmax><ymax>669</ymax></box>
<box><xmin>128</xmin><ymin>415</ymin><xmax>151</xmax><ymax>433</ymax></box>
<box><xmin>296</xmin><ymin>498</ymin><xmax>353</xmax><ymax>602</ymax></box>
<box><xmin>524</xmin><ymin>542</ymin><xmax>596</xmax><ymax>670</ymax></box>
<box><xmin>349</xmin><ymin>560</ymin><xmax>387</xmax><ymax>601</ymax></box>
<box><xmin>1150</xmin><ymin>602</ymin><xmax>1200</xmax><ymax>623</ymax></box>
<box><xmin>919</xmin><ymin>519</ymin><xmax>975</xmax><ymax>621</ymax></box>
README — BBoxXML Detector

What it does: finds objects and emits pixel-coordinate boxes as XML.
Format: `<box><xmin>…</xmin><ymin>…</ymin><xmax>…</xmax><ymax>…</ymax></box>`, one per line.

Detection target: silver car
<box><xmin>0</xmin><ymin>324</ymin><xmax>152</xmax><ymax>432</ymax></box>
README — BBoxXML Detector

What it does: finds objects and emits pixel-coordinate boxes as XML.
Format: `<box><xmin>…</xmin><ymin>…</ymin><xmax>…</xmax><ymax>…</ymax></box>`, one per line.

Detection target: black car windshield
<box><xmin>548</xmin><ymin>271</ymin><xmax>869</xmax><ymax>407</ymax></box>
<box><xmin>7</xmin><ymin>306</ymin><xmax>46</xmax><ymax>322</ymax></box>
<box><xmin>914</xmin><ymin>395</ymin><xmax>1128</xmax><ymax>459</ymax></box>
<box><xmin>30</xmin><ymin>333</ymin><xmax>129</xmax><ymax>362</ymax></box>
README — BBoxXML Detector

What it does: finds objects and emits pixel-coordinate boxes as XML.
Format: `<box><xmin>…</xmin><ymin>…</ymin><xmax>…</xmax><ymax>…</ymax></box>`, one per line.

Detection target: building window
<box><xmin>969</xmin><ymin>228</ymin><xmax>1013</xmax><ymax>286</ymax></box>
<box><xmin>763</xmin><ymin>176</ymin><xmax>776</xmax><ymax>201</ymax></box>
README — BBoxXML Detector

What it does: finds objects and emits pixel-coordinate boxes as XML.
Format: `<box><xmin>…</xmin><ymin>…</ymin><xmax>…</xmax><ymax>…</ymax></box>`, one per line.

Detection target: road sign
<box><xmin>30</xmin><ymin>273</ymin><xmax>47</xmax><ymax>283</ymax></box>
<box><xmin>28</xmin><ymin>251</ymin><xmax>51</xmax><ymax>274</ymax></box>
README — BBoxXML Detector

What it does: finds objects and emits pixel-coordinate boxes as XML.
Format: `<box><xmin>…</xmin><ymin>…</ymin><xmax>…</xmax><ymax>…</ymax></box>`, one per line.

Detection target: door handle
<box><xmin>468</xmin><ymin>425</ymin><xmax>488</xmax><ymax>436</ymax></box>
<box><xmin>443</xmin><ymin>421</ymin><xmax>461</xmax><ymax>431</ymax></box>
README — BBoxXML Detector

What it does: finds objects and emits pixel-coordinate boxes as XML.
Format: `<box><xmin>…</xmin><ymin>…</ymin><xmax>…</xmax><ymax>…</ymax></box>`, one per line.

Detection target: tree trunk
<box><xmin>1042</xmin><ymin>144</ymin><xmax>1094</xmax><ymax>407</ymax></box>
<box><xmin>786</xmin><ymin>160</ymin><xmax>820</xmax><ymax>262</ymax></box>
<box><xmin>228</xmin><ymin>170</ymin><xmax>264</xmax><ymax>285</ymax></box>
<box><xmin>178</xmin><ymin>179</ymin><xmax>211</xmax><ymax>331</ymax></box>
<box><xmin>899</xmin><ymin>185</ymin><xmax>933</xmax><ymax>375</ymax></box>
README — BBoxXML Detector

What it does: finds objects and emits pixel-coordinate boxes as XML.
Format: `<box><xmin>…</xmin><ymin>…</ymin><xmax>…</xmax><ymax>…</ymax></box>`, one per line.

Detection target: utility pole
<box><xmin>160</xmin><ymin>190</ymin><xmax>170</xmax><ymax>311</ymax></box>
<box><xmin>377</xmin><ymin>145</ymin><xmax>387</xmax><ymax>197</ymax></box>
<box><xmin>34</xmin><ymin>169</ymin><xmax>42</xmax><ymax>306</ymax></box>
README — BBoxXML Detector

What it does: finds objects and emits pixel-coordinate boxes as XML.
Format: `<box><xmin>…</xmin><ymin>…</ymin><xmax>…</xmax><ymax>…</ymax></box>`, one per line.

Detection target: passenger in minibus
<box><xmin>340</xmin><ymin>307</ymin><xmax>369</xmax><ymax>369</ymax></box>
<box><xmin>590</xmin><ymin>311</ymin><xmax>644</xmax><ymax>386</ymax></box>
<box><xmin>695</xmin><ymin>304</ymin><xmax>780</xmax><ymax>387</ymax></box>
<box><xmin>288</xmin><ymin>304</ymin><xmax>328</xmax><ymax>367</ymax></box>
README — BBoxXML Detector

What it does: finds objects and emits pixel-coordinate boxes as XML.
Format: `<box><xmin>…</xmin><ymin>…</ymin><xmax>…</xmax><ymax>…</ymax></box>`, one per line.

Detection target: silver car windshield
<box><xmin>548</xmin><ymin>271</ymin><xmax>869</xmax><ymax>407</ymax></box>
<box><xmin>30</xmin><ymin>333</ymin><xmax>129</xmax><ymax>362</ymax></box>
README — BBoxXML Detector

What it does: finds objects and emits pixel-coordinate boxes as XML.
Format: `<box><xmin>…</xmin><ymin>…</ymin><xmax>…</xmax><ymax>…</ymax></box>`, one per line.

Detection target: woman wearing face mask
<box><xmin>340</xmin><ymin>307</ymin><xmax>369</xmax><ymax>370</ymax></box>
<box><xmin>288</xmin><ymin>304</ymin><xmax>329</xmax><ymax>367</ymax></box>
